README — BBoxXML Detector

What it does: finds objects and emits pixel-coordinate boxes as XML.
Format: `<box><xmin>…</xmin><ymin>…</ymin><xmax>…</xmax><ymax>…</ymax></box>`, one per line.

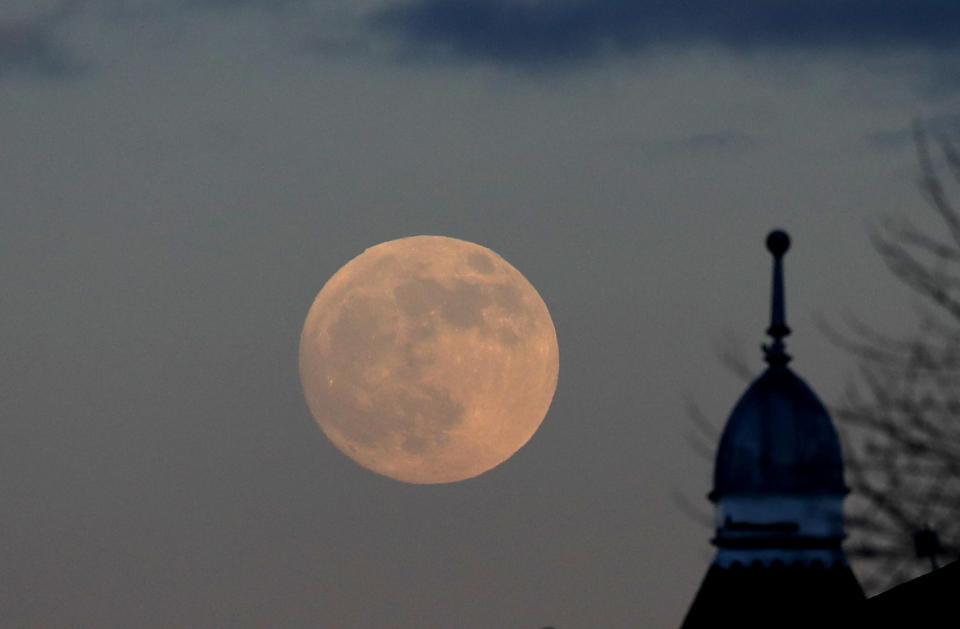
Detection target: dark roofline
<box><xmin>846</xmin><ymin>560</ymin><xmax>958</xmax><ymax>624</ymax></box>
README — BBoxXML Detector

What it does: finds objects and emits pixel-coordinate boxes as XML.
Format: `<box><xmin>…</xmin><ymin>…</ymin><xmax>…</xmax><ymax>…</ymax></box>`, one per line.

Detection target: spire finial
<box><xmin>764</xmin><ymin>230</ymin><xmax>791</xmax><ymax>366</ymax></box>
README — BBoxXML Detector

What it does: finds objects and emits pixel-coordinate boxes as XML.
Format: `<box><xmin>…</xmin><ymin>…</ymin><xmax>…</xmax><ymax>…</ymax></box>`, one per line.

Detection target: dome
<box><xmin>711</xmin><ymin>364</ymin><xmax>847</xmax><ymax>500</ymax></box>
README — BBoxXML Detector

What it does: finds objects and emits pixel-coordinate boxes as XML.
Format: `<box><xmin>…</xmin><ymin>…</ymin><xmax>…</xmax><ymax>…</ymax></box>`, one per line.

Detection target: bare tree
<box><xmin>829</xmin><ymin>125</ymin><xmax>960</xmax><ymax>593</ymax></box>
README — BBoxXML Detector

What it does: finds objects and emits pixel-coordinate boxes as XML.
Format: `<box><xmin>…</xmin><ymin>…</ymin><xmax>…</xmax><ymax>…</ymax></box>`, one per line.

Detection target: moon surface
<box><xmin>299</xmin><ymin>236</ymin><xmax>559</xmax><ymax>484</ymax></box>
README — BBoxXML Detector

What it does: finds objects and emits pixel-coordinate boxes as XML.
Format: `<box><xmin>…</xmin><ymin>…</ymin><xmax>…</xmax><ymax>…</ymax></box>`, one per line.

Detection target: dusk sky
<box><xmin>3</xmin><ymin>1</ymin><xmax>959</xmax><ymax>626</ymax></box>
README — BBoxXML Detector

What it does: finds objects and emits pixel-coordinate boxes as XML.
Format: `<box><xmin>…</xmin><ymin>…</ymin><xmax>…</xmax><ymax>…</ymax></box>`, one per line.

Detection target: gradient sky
<box><xmin>2</xmin><ymin>1</ymin><xmax>959</xmax><ymax>627</ymax></box>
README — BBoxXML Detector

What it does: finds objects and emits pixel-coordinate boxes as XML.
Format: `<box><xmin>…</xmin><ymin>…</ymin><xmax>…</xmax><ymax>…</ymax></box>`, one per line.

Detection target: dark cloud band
<box><xmin>372</xmin><ymin>0</ymin><xmax>960</xmax><ymax>66</ymax></box>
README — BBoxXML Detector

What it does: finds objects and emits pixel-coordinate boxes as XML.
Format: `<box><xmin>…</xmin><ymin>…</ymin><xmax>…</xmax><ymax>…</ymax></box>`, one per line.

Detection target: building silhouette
<box><xmin>681</xmin><ymin>231</ymin><xmax>864</xmax><ymax>628</ymax></box>
<box><xmin>852</xmin><ymin>558</ymin><xmax>957</xmax><ymax>624</ymax></box>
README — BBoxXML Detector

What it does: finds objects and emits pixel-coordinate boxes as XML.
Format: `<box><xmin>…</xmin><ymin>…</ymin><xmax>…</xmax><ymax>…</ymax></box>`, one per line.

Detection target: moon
<box><xmin>299</xmin><ymin>236</ymin><xmax>559</xmax><ymax>484</ymax></box>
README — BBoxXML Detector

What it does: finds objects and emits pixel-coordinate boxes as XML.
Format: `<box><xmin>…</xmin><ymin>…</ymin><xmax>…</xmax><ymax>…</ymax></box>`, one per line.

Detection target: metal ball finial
<box><xmin>766</xmin><ymin>230</ymin><xmax>790</xmax><ymax>258</ymax></box>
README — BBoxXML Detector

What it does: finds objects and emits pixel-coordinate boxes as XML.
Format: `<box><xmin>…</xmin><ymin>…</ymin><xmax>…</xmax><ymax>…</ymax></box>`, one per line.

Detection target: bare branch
<box><xmin>915</xmin><ymin>124</ymin><xmax>960</xmax><ymax>247</ymax></box>
<box><xmin>833</xmin><ymin>123</ymin><xmax>960</xmax><ymax>594</ymax></box>
<box><xmin>936</xmin><ymin>134</ymin><xmax>960</xmax><ymax>185</ymax></box>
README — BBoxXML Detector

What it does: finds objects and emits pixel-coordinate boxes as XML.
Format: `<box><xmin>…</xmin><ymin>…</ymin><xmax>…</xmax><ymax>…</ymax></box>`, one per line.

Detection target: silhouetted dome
<box><xmin>684</xmin><ymin>231</ymin><xmax>864</xmax><ymax>629</ymax></box>
<box><xmin>711</xmin><ymin>364</ymin><xmax>847</xmax><ymax>499</ymax></box>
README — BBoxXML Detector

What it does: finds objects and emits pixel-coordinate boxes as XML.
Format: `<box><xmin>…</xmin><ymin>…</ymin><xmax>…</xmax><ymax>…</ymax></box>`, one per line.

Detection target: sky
<box><xmin>2</xmin><ymin>1</ymin><xmax>960</xmax><ymax>627</ymax></box>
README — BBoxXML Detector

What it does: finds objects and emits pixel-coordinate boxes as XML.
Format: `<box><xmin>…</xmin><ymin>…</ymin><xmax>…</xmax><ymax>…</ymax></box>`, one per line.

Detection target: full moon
<box><xmin>299</xmin><ymin>236</ymin><xmax>559</xmax><ymax>484</ymax></box>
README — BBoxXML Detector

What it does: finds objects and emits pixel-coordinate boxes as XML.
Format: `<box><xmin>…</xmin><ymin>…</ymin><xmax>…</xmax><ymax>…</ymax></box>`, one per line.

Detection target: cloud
<box><xmin>103</xmin><ymin>0</ymin><xmax>308</xmax><ymax>18</ymax></box>
<box><xmin>0</xmin><ymin>1</ymin><xmax>85</xmax><ymax>79</ymax></box>
<box><xmin>176</xmin><ymin>0</ymin><xmax>307</xmax><ymax>11</ymax></box>
<box><xmin>609</xmin><ymin>130</ymin><xmax>760</xmax><ymax>160</ymax></box>
<box><xmin>677</xmin><ymin>131</ymin><xmax>758</xmax><ymax>153</ymax></box>
<box><xmin>371</xmin><ymin>0</ymin><xmax>960</xmax><ymax>67</ymax></box>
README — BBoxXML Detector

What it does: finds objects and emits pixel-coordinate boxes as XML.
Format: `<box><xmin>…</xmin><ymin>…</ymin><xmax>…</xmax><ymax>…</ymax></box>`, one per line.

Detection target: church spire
<box><xmin>764</xmin><ymin>229</ymin><xmax>791</xmax><ymax>366</ymax></box>
<box><xmin>681</xmin><ymin>229</ymin><xmax>863</xmax><ymax>628</ymax></box>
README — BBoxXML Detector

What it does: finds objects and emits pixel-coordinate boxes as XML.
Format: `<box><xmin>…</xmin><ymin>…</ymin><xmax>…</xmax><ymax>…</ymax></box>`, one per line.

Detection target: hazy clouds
<box><xmin>13</xmin><ymin>1</ymin><xmax>960</xmax><ymax>89</ymax></box>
